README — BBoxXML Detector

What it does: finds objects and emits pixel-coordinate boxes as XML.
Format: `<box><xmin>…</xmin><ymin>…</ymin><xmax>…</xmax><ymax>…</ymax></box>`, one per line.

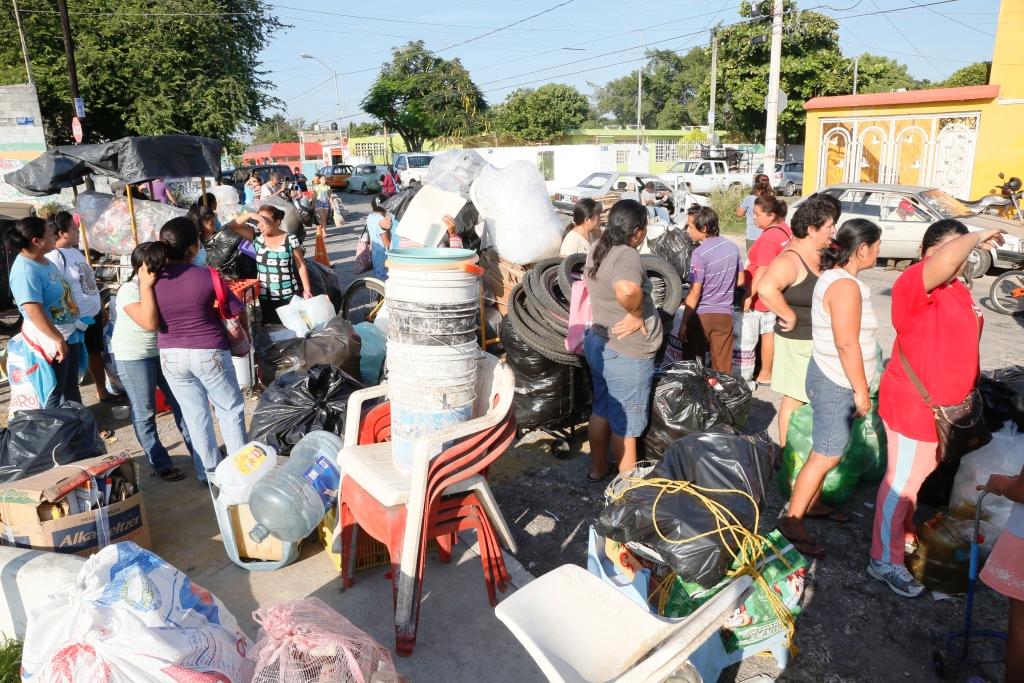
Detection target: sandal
<box><xmin>99</xmin><ymin>429</ymin><xmax>118</xmax><ymax>443</ymax></box>
<box><xmin>586</xmin><ymin>471</ymin><xmax>611</xmax><ymax>484</ymax></box>
<box><xmin>789</xmin><ymin>537</ymin><xmax>826</xmax><ymax>559</ymax></box>
<box><xmin>806</xmin><ymin>505</ymin><xmax>851</xmax><ymax>524</ymax></box>
<box><xmin>100</xmin><ymin>394</ymin><xmax>128</xmax><ymax>406</ymax></box>
<box><xmin>155</xmin><ymin>467</ymin><xmax>186</xmax><ymax>482</ymax></box>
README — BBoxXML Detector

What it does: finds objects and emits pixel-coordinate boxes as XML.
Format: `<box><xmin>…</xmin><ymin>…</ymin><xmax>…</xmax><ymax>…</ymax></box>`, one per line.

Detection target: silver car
<box><xmin>772</xmin><ymin>162</ymin><xmax>804</xmax><ymax>196</ymax></box>
<box><xmin>551</xmin><ymin>171</ymin><xmax>706</xmax><ymax>216</ymax></box>
<box><xmin>799</xmin><ymin>183</ymin><xmax>1024</xmax><ymax>278</ymax></box>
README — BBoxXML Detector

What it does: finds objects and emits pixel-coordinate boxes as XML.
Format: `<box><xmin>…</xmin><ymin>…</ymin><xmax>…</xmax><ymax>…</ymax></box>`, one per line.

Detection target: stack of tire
<box><xmin>502</xmin><ymin>254</ymin><xmax>684</xmax><ymax>430</ymax></box>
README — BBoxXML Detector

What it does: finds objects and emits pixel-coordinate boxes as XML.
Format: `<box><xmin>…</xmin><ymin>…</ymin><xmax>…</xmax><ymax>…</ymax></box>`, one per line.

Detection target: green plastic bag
<box><xmin>662</xmin><ymin>530</ymin><xmax>808</xmax><ymax>653</ymax></box>
<box><xmin>776</xmin><ymin>398</ymin><xmax>887</xmax><ymax>504</ymax></box>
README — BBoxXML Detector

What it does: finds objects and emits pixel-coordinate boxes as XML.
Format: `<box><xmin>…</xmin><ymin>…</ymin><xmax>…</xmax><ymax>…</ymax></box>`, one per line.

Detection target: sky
<box><xmin>261</xmin><ymin>0</ymin><xmax>1002</xmax><ymax>129</ymax></box>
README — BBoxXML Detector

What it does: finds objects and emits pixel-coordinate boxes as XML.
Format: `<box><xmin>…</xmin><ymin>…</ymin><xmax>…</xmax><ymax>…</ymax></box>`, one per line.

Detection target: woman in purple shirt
<box><xmin>138</xmin><ymin>217</ymin><xmax>249</xmax><ymax>482</ymax></box>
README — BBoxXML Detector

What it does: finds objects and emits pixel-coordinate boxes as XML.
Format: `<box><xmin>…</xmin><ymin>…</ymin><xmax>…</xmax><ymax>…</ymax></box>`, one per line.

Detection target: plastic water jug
<box><xmin>248</xmin><ymin>431</ymin><xmax>345</xmax><ymax>543</ymax></box>
<box><xmin>213</xmin><ymin>441</ymin><xmax>277</xmax><ymax>505</ymax></box>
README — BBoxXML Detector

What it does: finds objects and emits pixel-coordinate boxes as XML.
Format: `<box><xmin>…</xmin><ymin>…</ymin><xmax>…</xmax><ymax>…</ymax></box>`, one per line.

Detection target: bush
<box><xmin>0</xmin><ymin>639</ymin><xmax>21</xmax><ymax>683</ymax></box>
<box><xmin>708</xmin><ymin>186</ymin><xmax>749</xmax><ymax>236</ymax></box>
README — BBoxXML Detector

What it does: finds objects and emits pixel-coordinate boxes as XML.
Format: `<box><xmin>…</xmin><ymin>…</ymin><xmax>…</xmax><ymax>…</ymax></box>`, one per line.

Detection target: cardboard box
<box><xmin>226</xmin><ymin>503</ymin><xmax>297</xmax><ymax>562</ymax></box>
<box><xmin>0</xmin><ymin>454</ymin><xmax>150</xmax><ymax>556</ymax></box>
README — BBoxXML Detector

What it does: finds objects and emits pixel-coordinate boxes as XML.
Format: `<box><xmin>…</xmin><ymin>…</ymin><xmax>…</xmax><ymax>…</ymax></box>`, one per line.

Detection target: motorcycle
<box><xmin>960</xmin><ymin>172</ymin><xmax>1023</xmax><ymax>220</ymax></box>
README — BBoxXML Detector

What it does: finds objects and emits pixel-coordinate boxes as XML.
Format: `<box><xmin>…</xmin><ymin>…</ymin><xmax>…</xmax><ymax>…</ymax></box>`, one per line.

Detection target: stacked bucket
<box><xmin>385</xmin><ymin>248</ymin><xmax>482</xmax><ymax>471</ymax></box>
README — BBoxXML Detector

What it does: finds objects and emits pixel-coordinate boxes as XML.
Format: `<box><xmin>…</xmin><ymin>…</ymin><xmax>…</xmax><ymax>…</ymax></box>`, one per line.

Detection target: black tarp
<box><xmin>4</xmin><ymin>135</ymin><xmax>222</xmax><ymax>196</ymax></box>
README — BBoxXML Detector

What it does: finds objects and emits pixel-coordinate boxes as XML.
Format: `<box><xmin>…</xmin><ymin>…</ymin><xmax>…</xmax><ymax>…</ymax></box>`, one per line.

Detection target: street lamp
<box><xmin>299</xmin><ymin>52</ymin><xmax>342</xmax><ymax>122</ymax></box>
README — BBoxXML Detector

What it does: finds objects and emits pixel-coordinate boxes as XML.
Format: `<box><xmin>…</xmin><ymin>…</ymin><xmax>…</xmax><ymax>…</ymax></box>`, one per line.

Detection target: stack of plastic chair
<box><xmin>495</xmin><ymin>564</ymin><xmax>754</xmax><ymax>683</ymax></box>
<box><xmin>336</xmin><ymin>353</ymin><xmax>517</xmax><ymax>655</ymax></box>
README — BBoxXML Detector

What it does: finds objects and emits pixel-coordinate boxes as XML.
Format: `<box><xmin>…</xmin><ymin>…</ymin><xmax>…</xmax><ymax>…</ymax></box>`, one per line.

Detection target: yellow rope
<box><xmin>610</xmin><ymin>477</ymin><xmax>799</xmax><ymax>653</ymax></box>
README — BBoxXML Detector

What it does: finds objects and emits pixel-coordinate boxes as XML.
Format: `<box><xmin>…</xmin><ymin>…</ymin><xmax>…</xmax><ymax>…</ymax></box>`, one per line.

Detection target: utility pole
<box><xmin>708</xmin><ymin>29</ymin><xmax>718</xmax><ymax>145</ymax></box>
<box><xmin>11</xmin><ymin>0</ymin><xmax>33</xmax><ymax>85</ymax></box>
<box><xmin>56</xmin><ymin>0</ymin><xmax>84</xmax><ymax>141</ymax></box>
<box><xmin>763</xmin><ymin>0</ymin><xmax>784</xmax><ymax>174</ymax></box>
<box><xmin>636</xmin><ymin>32</ymin><xmax>643</xmax><ymax>147</ymax></box>
<box><xmin>852</xmin><ymin>55</ymin><xmax>859</xmax><ymax>95</ymax></box>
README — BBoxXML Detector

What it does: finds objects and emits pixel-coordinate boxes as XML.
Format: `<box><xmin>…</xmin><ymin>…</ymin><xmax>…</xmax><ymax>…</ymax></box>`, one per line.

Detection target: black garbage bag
<box><xmin>303</xmin><ymin>258</ymin><xmax>343</xmax><ymax>312</ymax></box>
<box><xmin>501</xmin><ymin>317</ymin><xmax>588</xmax><ymax>429</ymax></box>
<box><xmin>596</xmin><ymin>430</ymin><xmax>776</xmax><ymax>587</ymax></box>
<box><xmin>645</xmin><ymin>359</ymin><xmax>752</xmax><ymax>458</ymax></box>
<box><xmin>709</xmin><ymin>370</ymin><xmax>752</xmax><ymax>428</ymax></box>
<box><xmin>259</xmin><ymin>315</ymin><xmax>363</xmax><ymax>384</ymax></box>
<box><xmin>382</xmin><ymin>185</ymin><xmax>422</xmax><ymax>221</ymax></box>
<box><xmin>441</xmin><ymin>202</ymin><xmax>481</xmax><ymax>252</ymax></box>
<box><xmin>650</xmin><ymin>227</ymin><xmax>696</xmax><ymax>283</ymax></box>
<box><xmin>980</xmin><ymin>365</ymin><xmax>1024</xmax><ymax>431</ymax></box>
<box><xmin>250</xmin><ymin>365</ymin><xmax>364</xmax><ymax>454</ymax></box>
<box><xmin>205</xmin><ymin>229</ymin><xmax>256</xmax><ymax>280</ymax></box>
<box><xmin>0</xmin><ymin>404</ymin><xmax>106</xmax><ymax>483</ymax></box>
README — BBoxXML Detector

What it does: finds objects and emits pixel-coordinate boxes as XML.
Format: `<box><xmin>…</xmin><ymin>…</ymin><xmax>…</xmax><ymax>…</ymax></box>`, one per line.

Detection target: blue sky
<box><xmin>261</xmin><ymin>0</ymin><xmax>1001</xmax><ymax>128</ymax></box>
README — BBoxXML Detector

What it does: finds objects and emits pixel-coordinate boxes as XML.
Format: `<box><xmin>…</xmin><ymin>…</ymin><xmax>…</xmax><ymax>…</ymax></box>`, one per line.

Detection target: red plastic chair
<box><xmin>339</xmin><ymin>413</ymin><xmax>516</xmax><ymax>654</ymax></box>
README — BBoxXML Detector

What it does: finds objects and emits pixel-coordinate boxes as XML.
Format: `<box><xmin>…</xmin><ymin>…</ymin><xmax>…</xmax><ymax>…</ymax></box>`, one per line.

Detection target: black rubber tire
<box><xmin>641</xmin><ymin>254</ymin><xmax>684</xmax><ymax>314</ymax></box>
<box><xmin>990</xmin><ymin>270</ymin><xmax>1024</xmax><ymax>315</ymax></box>
<box><xmin>507</xmin><ymin>284</ymin><xmax>581</xmax><ymax>366</ymax></box>
<box><xmin>526</xmin><ymin>258</ymin><xmax>569</xmax><ymax>319</ymax></box>
<box><xmin>522</xmin><ymin>288</ymin><xmax>568</xmax><ymax>337</ymax></box>
<box><xmin>966</xmin><ymin>247</ymin><xmax>992</xmax><ymax>280</ymax></box>
<box><xmin>784</xmin><ymin>181</ymin><xmax>796</xmax><ymax>197</ymax></box>
<box><xmin>341</xmin><ymin>276</ymin><xmax>386</xmax><ymax>324</ymax></box>
<box><xmin>558</xmin><ymin>252</ymin><xmax>587</xmax><ymax>298</ymax></box>
<box><xmin>540</xmin><ymin>264</ymin><xmax>571</xmax><ymax>311</ymax></box>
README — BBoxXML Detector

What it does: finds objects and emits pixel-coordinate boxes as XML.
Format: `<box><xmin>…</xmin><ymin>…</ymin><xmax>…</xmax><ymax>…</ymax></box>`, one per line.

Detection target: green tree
<box><xmin>492</xmin><ymin>83</ymin><xmax>590</xmax><ymax>142</ymax></box>
<box><xmin>251</xmin><ymin>114</ymin><xmax>303</xmax><ymax>144</ymax></box>
<box><xmin>711</xmin><ymin>0</ymin><xmax>848</xmax><ymax>142</ymax></box>
<box><xmin>348</xmin><ymin>121</ymin><xmax>383</xmax><ymax>137</ymax></box>
<box><xmin>592</xmin><ymin>47</ymin><xmax>710</xmax><ymax>129</ymax></box>
<box><xmin>362</xmin><ymin>41</ymin><xmax>486</xmax><ymax>151</ymax></box>
<box><xmin>939</xmin><ymin>61</ymin><xmax>990</xmax><ymax>88</ymax></box>
<box><xmin>853</xmin><ymin>54</ymin><xmax>923</xmax><ymax>94</ymax></box>
<box><xmin>0</xmin><ymin>0</ymin><xmax>280</xmax><ymax>145</ymax></box>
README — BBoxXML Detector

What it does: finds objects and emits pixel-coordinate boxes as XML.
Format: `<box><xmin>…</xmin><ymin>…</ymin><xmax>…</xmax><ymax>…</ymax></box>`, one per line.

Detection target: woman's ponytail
<box><xmin>819</xmin><ymin>218</ymin><xmax>881</xmax><ymax>270</ymax></box>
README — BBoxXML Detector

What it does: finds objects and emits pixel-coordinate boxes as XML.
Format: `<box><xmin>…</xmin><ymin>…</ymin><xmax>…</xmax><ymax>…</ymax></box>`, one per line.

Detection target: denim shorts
<box><xmin>806</xmin><ymin>358</ymin><xmax>856</xmax><ymax>457</ymax></box>
<box><xmin>584</xmin><ymin>331</ymin><xmax>655</xmax><ymax>438</ymax></box>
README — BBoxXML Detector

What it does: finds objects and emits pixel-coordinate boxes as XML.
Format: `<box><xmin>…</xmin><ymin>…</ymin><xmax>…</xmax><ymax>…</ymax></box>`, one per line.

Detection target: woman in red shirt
<box><xmin>741</xmin><ymin>194</ymin><xmax>790</xmax><ymax>385</ymax></box>
<box><xmin>868</xmin><ymin>219</ymin><xmax>1004</xmax><ymax>598</ymax></box>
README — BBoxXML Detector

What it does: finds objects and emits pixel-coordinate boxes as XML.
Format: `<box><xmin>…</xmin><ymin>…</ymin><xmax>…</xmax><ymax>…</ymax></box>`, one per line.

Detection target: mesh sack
<box><xmin>251</xmin><ymin>598</ymin><xmax>397</xmax><ymax>683</ymax></box>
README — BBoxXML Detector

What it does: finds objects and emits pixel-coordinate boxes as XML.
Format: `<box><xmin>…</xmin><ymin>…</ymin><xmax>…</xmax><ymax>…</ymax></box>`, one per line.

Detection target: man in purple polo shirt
<box><xmin>680</xmin><ymin>206</ymin><xmax>743</xmax><ymax>373</ymax></box>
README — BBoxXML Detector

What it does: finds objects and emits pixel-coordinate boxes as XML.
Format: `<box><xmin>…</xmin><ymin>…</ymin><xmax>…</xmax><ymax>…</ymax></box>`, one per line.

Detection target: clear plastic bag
<box><xmin>424</xmin><ymin>149</ymin><xmax>494</xmax><ymax>199</ymax></box>
<box><xmin>470</xmin><ymin>161</ymin><xmax>562</xmax><ymax>266</ymax></box>
<box><xmin>76</xmin><ymin>191</ymin><xmax>188</xmax><ymax>255</ymax></box>
<box><xmin>949</xmin><ymin>423</ymin><xmax>1024</xmax><ymax>534</ymax></box>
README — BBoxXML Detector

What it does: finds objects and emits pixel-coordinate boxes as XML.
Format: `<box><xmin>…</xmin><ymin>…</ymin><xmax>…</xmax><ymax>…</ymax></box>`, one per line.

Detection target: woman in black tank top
<box><xmin>756</xmin><ymin>199</ymin><xmax>836</xmax><ymax>459</ymax></box>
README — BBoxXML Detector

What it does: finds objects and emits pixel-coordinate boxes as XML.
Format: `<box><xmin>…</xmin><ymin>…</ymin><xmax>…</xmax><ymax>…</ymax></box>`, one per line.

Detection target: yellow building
<box><xmin>801</xmin><ymin>0</ymin><xmax>1024</xmax><ymax>199</ymax></box>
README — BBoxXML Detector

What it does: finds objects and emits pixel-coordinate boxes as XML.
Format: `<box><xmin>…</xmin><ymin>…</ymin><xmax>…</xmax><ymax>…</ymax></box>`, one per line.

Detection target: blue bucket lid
<box><xmin>385</xmin><ymin>247</ymin><xmax>476</xmax><ymax>265</ymax></box>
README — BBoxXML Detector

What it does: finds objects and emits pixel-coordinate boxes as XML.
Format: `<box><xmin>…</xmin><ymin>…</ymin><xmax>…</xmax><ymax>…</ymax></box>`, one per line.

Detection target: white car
<box><xmin>392</xmin><ymin>153</ymin><xmax>434</xmax><ymax>186</ymax></box>
<box><xmin>551</xmin><ymin>171</ymin><xmax>708</xmax><ymax>217</ymax></box>
<box><xmin>662</xmin><ymin>159</ymin><xmax>755</xmax><ymax>194</ymax></box>
<box><xmin>797</xmin><ymin>183</ymin><xmax>1024</xmax><ymax>278</ymax></box>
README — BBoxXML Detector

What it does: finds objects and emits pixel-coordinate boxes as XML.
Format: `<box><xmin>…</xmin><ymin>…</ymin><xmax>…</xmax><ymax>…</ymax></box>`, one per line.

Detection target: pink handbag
<box><xmin>210</xmin><ymin>268</ymin><xmax>251</xmax><ymax>358</ymax></box>
<box><xmin>565</xmin><ymin>279</ymin><xmax>592</xmax><ymax>355</ymax></box>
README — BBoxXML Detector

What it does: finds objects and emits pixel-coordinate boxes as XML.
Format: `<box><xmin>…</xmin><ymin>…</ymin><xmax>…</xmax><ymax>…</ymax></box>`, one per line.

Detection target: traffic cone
<box><xmin>314</xmin><ymin>227</ymin><xmax>330</xmax><ymax>266</ymax></box>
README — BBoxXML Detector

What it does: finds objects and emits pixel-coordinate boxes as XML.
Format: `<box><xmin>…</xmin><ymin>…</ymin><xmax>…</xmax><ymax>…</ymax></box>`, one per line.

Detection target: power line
<box><xmin>866</xmin><ymin>0</ymin><xmax>945</xmax><ymax>77</ymax></box>
<box><xmin>905</xmin><ymin>0</ymin><xmax>995</xmax><ymax>37</ymax></box>
<box><xmin>435</xmin><ymin>0</ymin><xmax>577</xmax><ymax>52</ymax></box>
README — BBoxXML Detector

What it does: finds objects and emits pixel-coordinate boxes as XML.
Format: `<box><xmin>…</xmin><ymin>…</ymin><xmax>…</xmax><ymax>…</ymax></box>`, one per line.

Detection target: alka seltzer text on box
<box><xmin>0</xmin><ymin>454</ymin><xmax>150</xmax><ymax>556</ymax></box>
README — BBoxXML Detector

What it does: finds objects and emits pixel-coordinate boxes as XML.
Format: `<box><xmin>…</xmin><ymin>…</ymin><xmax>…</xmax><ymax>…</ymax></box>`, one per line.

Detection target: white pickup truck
<box><xmin>661</xmin><ymin>160</ymin><xmax>755</xmax><ymax>194</ymax></box>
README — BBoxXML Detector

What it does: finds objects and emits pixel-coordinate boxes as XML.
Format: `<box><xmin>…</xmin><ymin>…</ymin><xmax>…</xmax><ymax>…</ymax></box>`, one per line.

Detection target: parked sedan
<box><xmin>551</xmin><ymin>171</ymin><xmax>706</xmax><ymax>216</ymax></box>
<box><xmin>346</xmin><ymin>164</ymin><xmax>386</xmax><ymax>194</ymax></box>
<box><xmin>318</xmin><ymin>164</ymin><xmax>353</xmax><ymax>190</ymax></box>
<box><xmin>802</xmin><ymin>183</ymin><xmax>1024</xmax><ymax>277</ymax></box>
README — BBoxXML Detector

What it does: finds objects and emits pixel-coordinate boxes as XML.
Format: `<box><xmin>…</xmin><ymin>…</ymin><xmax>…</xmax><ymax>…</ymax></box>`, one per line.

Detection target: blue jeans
<box><xmin>159</xmin><ymin>348</ymin><xmax>248</xmax><ymax>481</ymax></box>
<box><xmin>46</xmin><ymin>341</ymin><xmax>82</xmax><ymax>408</ymax></box>
<box><xmin>116</xmin><ymin>357</ymin><xmax>198</xmax><ymax>474</ymax></box>
<box><xmin>584</xmin><ymin>331</ymin><xmax>656</xmax><ymax>438</ymax></box>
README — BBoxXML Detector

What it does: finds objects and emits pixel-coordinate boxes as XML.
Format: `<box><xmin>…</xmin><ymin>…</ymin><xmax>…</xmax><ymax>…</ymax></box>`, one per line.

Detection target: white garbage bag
<box><xmin>425</xmin><ymin>149</ymin><xmax>494</xmax><ymax>199</ymax></box>
<box><xmin>212</xmin><ymin>183</ymin><xmax>240</xmax><ymax>208</ymax></box>
<box><xmin>471</xmin><ymin>161</ymin><xmax>562</xmax><ymax>266</ymax></box>
<box><xmin>950</xmin><ymin>423</ymin><xmax>1024</xmax><ymax>534</ymax></box>
<box><xmin>21</xmin><ymin>542</ymin><xmax>254</xmax><ymax>682</ymax></box>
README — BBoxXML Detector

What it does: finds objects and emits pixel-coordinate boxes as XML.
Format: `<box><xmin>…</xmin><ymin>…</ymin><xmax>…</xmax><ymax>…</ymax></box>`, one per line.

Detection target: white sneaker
<box><xmin>867</xmin><ymin>558</ymin><xmax>925</xmax><ymax>598</ymax></box>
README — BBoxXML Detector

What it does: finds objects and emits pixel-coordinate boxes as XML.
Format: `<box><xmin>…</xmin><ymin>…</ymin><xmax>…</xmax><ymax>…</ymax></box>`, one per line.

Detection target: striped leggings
<box><xmin>870</xmin><ymin>423</ymin><xmax>940</xmax><ymax>565</ymax></box>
